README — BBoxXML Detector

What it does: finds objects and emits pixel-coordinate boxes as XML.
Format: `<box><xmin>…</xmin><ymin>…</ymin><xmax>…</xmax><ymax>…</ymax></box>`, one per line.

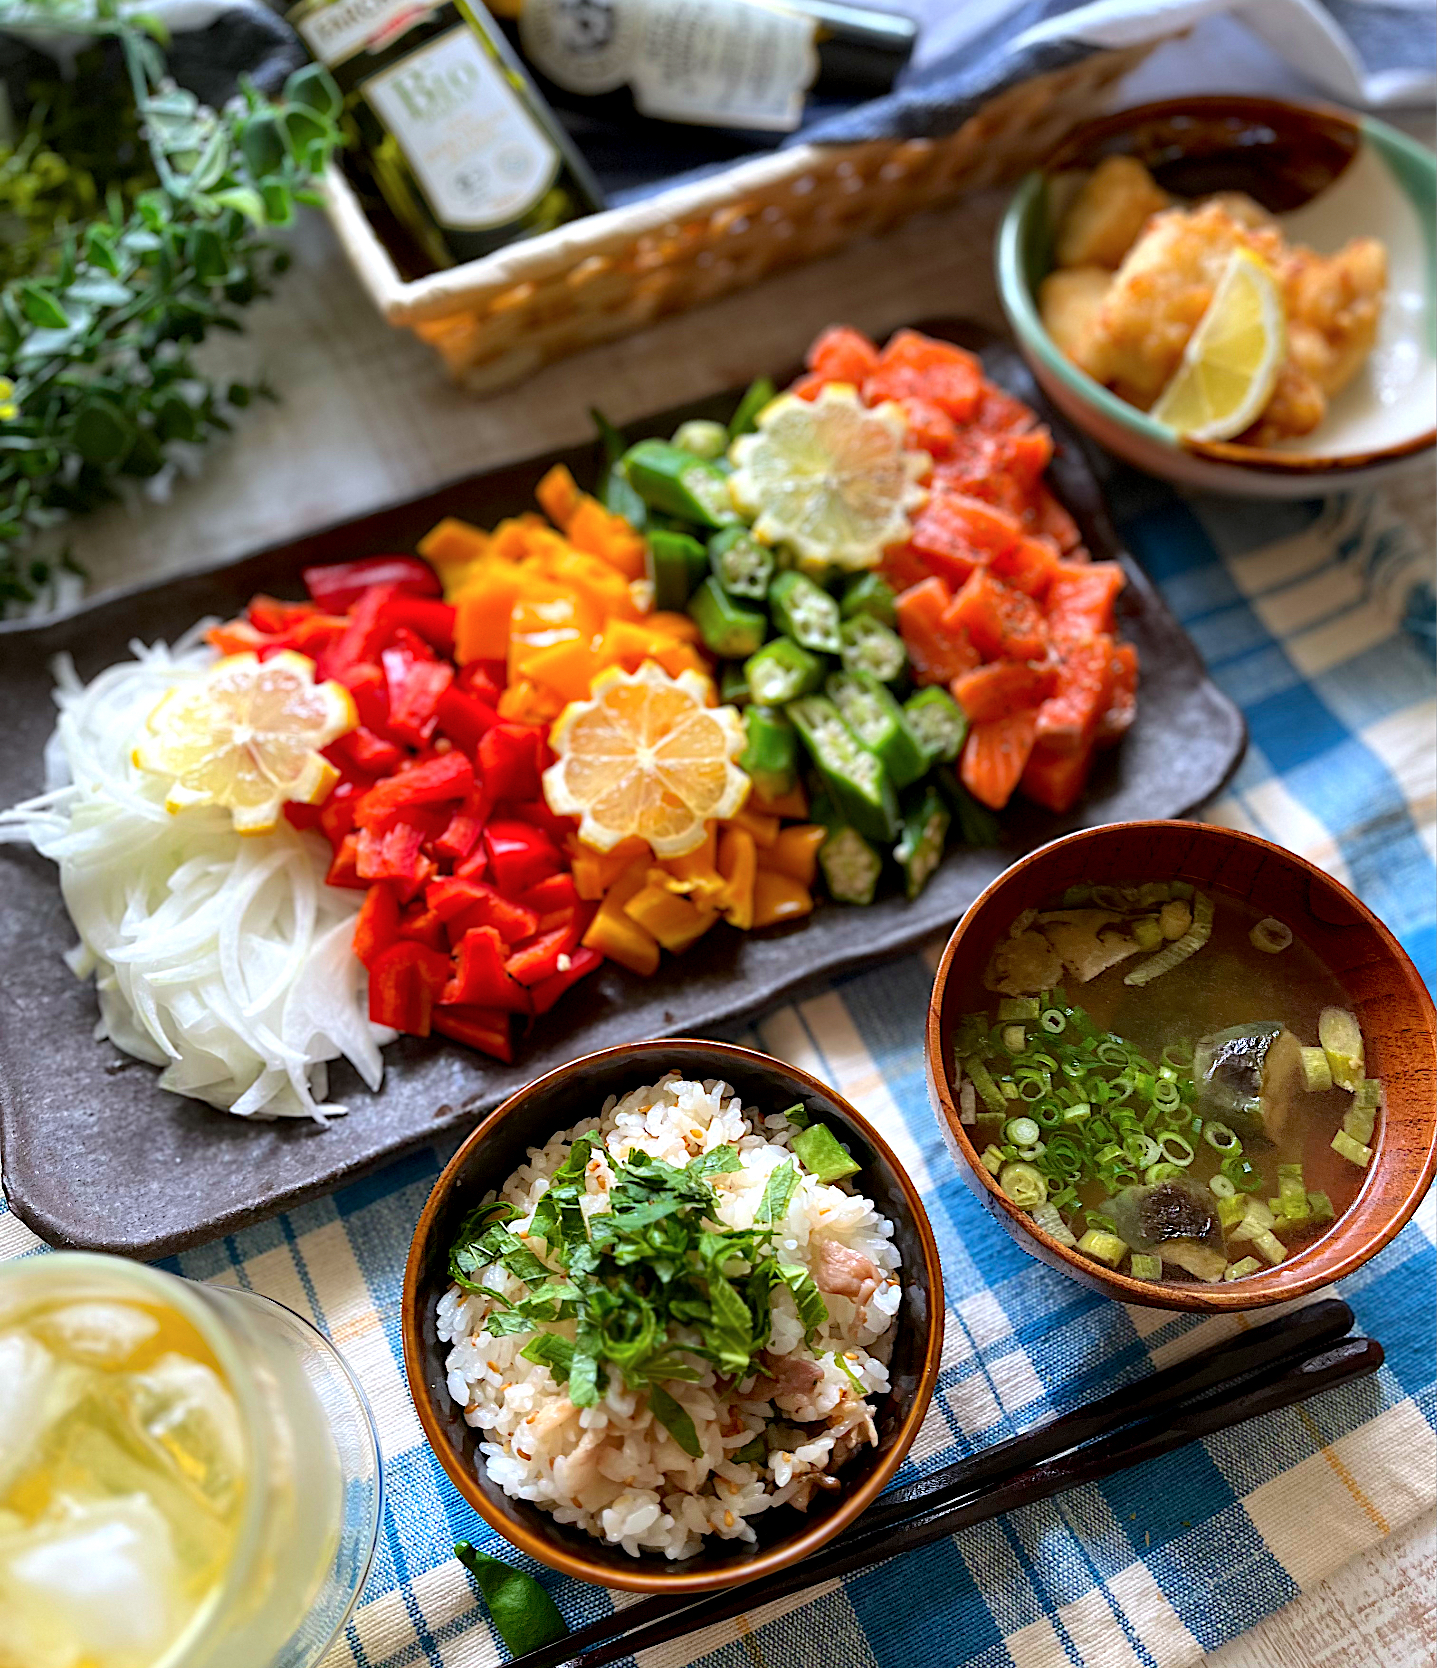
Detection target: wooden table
<box><xmin>40</xmin><ymin>36</ymin><xmax>1435</xmax><ymax>1665</ymax></box>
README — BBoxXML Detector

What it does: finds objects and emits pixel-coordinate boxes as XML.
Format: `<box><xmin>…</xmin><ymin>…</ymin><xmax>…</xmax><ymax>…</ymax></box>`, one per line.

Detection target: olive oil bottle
<box><xmin>289</xmin><ymin>0</ymin><xmax>606</xmax><ymax>270</ymax></box>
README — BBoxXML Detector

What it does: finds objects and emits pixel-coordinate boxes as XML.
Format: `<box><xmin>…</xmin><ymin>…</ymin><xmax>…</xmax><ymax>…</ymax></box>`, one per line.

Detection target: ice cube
<box><xmin>0</xmin><ymin>1332</ymin><xmax>87</xmax><ymax>1497</ymax></box>
<box><xmin>32</xmin><ymin>1302</ymin><xmax>159</xmax><ymax>1368</ymax></box>
<box><xmin>124</xmin><ymin>1352</ymin><xmax>245</xmax><ymax>1512</ymax></box>
<box><xmin>0</xmin><ymin>1493</ymin><xmax>181</xmax><ymax>1668</ymax></box>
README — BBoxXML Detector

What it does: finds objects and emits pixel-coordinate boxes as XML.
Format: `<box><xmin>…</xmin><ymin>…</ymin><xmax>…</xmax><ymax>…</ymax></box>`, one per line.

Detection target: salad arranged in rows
<box><xmin>0</xmin><ymin>326</ymin><xmax>1138</xmax><ymax>1116</ymax></box>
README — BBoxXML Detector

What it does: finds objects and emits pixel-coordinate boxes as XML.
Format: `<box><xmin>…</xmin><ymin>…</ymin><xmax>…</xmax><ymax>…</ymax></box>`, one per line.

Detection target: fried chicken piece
<box><xmin>1056</xmin><ymin>155</ymin><xmax>1169</xmax><ymax>270</ymax></box>
<box><xmin>1038</xmin><ymin>266</ymin><xmax>1112</xmax><ymax>358</ymax></box>
<box><xmin>1073</xmin><ymin>202</ymin><xmax>1287</xmax><ymax>409</ymax></box>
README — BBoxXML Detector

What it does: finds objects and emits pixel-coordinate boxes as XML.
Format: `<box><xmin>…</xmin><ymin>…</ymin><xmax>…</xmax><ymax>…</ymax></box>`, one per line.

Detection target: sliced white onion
<box><xmin>0</xmin><ymin>636</ymin><xmax>389</xmax><ymax>1120</ymax></box>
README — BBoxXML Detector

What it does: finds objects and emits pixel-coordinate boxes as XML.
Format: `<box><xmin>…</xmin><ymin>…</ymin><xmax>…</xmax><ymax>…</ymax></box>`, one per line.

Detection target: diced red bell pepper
<box><xmin>950</xmin><ymin>660</ymin><xmax>1055</xmax><ymax>725</ymax></box>
<box><xmin>528</xmin><ymin>945</ymin><xmax>603</xmax><ymax>1015</ymax></box>
<box><xmin>320</xmin><ymin>776</ymin><xmax>372</xmax><ymax>847</ymax></box>
<box><xmin>517</xmin><ymin>872</ymin><xmax>579</xmax><ymax>916</ymax></box>
<box><xmin>304</xmin><ymin>556</ymin><xmax>442</xmax><ymax>613</ymax></box>
<box><xmin>382</xmin><ymin>635</ymin><xmax>454</xmax><ymax>749</ymax></box>
<box><xmin>283</xmin><ymin>799</ymin><xmax>325</xmax><ymax>833</ymax></box>
<box><xmin>479</xmin><ymin>724</ymin><xmax>544</xmax><ymax>804</ymax></box>
<box><xmin>284</xmin><ymin>612</ymin><xmax>349</xmax><ymax>660</ymax></box>
<box><xmin>484</xmin><ymin>820</ymin><xmax>561</xmax><ymax>895</ymax></box>
<box><xmin>459</xmin><ymin>661</ymin><xmax>506</xmax><ymax>702</ymax></box>
<box><xmin>806</xmin><ymin>325</ymin><xmax>880</xmax><ymax>384</ymax></box>
<box><xmin>324</xmin><ymin>584</ymin><xmax>400</xmax><ymax>682</ymax></box>
<box><xmin>383</xmin><ymin>593</ymin><xmax>456</xmax><ymax>658</ymax></box>
<box><xmin>434</xmin><ymin>786</ymin><xmax>490</xmax><ymax>863</ymax></box>
<box><xmin>333</xmin><ymin>725</ymin><xmax>405</xmax><ymax>777</ymax></box>
<box><xmin>398</xmin><ymin>902</ymin><xmax>448</xmax><ymax>952</ymax></box>
<box><xmin>507</xmin><ymin>797</ymin><xmax>574</xmax><ymax>847</ymax></box>
<box><xmin>944</xmin><ymin>569</ymin><xmax>1049</xmax><ymax>663</ymax></box>
<box><xmin>353</xmin><ymin>883</ymin><xmax>401</xmax><ymax>968</ymax></box>
<box><xmin>356</xmin><ymin>821</ymin><xmax>435</xmax><ymax>894</ymax></box>
<box><xmin>342</xmin><ymin>662</ymin><xmax>391</xmax><ymax>734</ymax></box>
<box><xmin>326</xmin><ymin>833</ymin><xmax>365</xmax><ymax>890</ymax></box>
<box><xmin>1036</xmin><ymin>636</ymin><xmax>1116</xmax><ymax>754</ymax></box>
<box><xmin>505</xmin><ymin>919</ymin><xmax>583</xmax><ymax>987</ymax></box>
<box><xmin>431</xmin><ymin>1005</ymin><xmax>513</xmax><ymax>1063</ymax></box>
<box><xmin>1021</xmin><ymin>738</ymin><xmax>1097</xmax><ymax>814</ymax></box>
<box><xmin>444</xmin><ymin>926</ymin><xmax>533</xmax><ymax>1012</ymax></box>
<box><xmin>368</xmin><ymin>940</ymin><xmax>450</xmax><ymax>1036</ymax></box>
<box><xmin>248</xmin><ymin>595</ymin><xmax>316</xmax><ymax>635</ymax></box>
<box><xmin>353</xmin><ymin>752</ymin><xmax>473</xmax><ymax>831</ymax></box>
<box><xmin>435</xmin><ymin>686</ymin><xmax>500</xmax><ymax>754</ymax></box>
<box><xmin>207</xmin><ymin>618</ymin><xmax>268</xmax><ymax>657</ymax></box>
<box><xmin>894</xmin><ymin>576</ymin><xmax>982</xmax><ymax>685</ymax></box>
<box><xmin>427</xmin><ymin>877</ymin><xmax>540</xmax><ymax>945</ymax></box>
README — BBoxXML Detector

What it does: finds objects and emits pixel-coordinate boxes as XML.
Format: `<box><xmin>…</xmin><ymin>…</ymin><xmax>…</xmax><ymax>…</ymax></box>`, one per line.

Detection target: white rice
<box><xmin>436</xmin><ymin>1074</ymin><xmax>903</xmax><ymax>1560</ymax></box>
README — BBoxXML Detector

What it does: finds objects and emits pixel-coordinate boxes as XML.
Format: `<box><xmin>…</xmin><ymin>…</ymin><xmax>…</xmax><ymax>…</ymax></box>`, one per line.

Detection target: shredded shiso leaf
<box><xmin>0</xmin><ymin>633</ymin><xmax>390</xmax><ymax>1119</ymax></box>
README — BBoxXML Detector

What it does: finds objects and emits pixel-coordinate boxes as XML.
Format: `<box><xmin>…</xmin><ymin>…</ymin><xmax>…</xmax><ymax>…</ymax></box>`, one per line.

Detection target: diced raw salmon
<box><xmin>1035</xmin><ymin>486</ymin><xmax>1082</xmax><ymax>551</ymax></box>
<box><xmin>1021</xmin><ymin>739</ymin><xmax>1096</xmax><ymax>813</ymax></box>
<box><xmin>806</xmin><ymin>325</ymin><xmax>880</xmax><ymax>384</ymax></box>
<box><xmin>1095</xmin><ymin>641</ymin><xmax>1140</xmax><ymax>746</ymax></box>
<box><xmin>897</xmin><ymin>395</ymin><xmax>958</xmax><ymax>458</ymax></box>
<box><xmin>961</xmin><ymin>710</ymin><xmax>1039</xmax><ymax>810</ymax></box>
<box><xmin>990</xmin><ymin>534</ymin><xmax>1061</xmax><ymax>598</ymax></box>
<box><xmin>1035</xmin><ymin>636</ymin><xmax>1116</xmax><ymax>752</ymax></box>
<box><xmin>950</xmin><ymin>660</ymin><xmax>1054</xmax><ymax>724</ymax></box>
<box><xmin>1045</xmin><ymin>560</ymin><xmax>1126</xmax><ymax>645</ymax></box>
<box><xmin>895</xmin><ymin>576</ymin><xmax>982</xmax><ymax>684</ymax></box>
<box><xmin>944</xmin><ymin>569</ymin><xmax>1049</xmax><ymax>662</ymax></box>
<box><xmin>863</xmin><ymin>329</ymin><xmax>984</xmax><ymax>421</ymax></box>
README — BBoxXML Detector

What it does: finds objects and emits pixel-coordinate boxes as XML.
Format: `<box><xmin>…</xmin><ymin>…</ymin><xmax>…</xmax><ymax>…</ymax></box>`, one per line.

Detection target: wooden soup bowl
<box><xmin>927</xmin><ymin>822</ymin><xmax>1436</xmax><ymax>1312</ymax></box>
<box><xmin>403</xmin><ymin>1038</ymin><xmax>944</xmax><ymax>1592</ymax></box>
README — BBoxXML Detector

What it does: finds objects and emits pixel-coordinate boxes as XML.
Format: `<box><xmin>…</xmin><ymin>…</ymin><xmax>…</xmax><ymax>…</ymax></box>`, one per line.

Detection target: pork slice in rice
<box><xmin>748</xmin><ymin>1349</ymin><xmax>824</xmax><ymax>1403</ymax></box>
<box><xmin>814</xmin><ymin>1238</ymin><xmax>880</xmax><ymax>1305</ymax></box>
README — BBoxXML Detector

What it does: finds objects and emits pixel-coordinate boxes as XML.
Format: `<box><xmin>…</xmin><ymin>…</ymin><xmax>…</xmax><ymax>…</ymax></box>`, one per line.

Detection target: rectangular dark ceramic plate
<box><xmin>0</xmin><ymin>322</ymin><xmax>1246</xmax><ymax>1259</ymax></box>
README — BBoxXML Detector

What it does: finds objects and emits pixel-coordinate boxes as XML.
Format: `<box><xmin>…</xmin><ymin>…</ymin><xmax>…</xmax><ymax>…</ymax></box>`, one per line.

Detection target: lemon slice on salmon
<box><xmin>1152</xmin><ymin>248</ymin><xmax>1286</xmax><ymax>443</ymax></box>
<box><xmin>543</xmin><ymin>662</ymin><xmax>748</xmax><ymax>859</ymax></box>
<box><xmin>135</xmin><ymin>651</ymin><xmax>356</xmax><ymax>834</ymax></box>
<box><xmin>727</xmin><ymin>383</ymin><xmax>928</xmax><ymax>573</ymax></box>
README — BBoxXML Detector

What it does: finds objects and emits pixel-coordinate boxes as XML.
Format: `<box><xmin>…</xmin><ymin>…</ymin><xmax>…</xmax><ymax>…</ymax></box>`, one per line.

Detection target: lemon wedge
<box><xmin>727</xmin><ymin>383</ymin><xmax>928</xmax><ymax>573</ymax></box>
<box><xmin>542</xmin><ymin>661</ymin><xmax>748</xmax><ymax>859</ymax></box>
<box><xmin>1151</xmin><ymin>248</ymin><xmax>1286</xmax><ymax>443</ymax></box>
<box><xmin>135</xmin><ymin>651</ymin><xmax>356</xmax><ymax>834</ymax></box>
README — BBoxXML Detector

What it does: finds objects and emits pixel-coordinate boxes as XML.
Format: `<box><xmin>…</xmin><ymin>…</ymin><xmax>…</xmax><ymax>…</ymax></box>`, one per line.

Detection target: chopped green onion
<box><xmin>1331</xmin><ymin>1128</ymin><xmax>1372</xmax><ymax>1168</ymax></box>
<box><xmin>1129</xmin><ymin>1253</ymin><xmax>1163</xmax><ymax>1282</ymax></box>
<box><xmin>999</xmin><ymin>1161</ymin><xmax>1047</xmax><ymax>1209</ymax></box>
<box><xmin>1252</xmin><ymin>1229</ymin><xmax>1286</xmax><ymax>1267</ymax></box>
<box><xmin>1318</xmin><ymin>1006</ymin><xmax>1365</xmax><ymax>1092</ymax></box>
<box><xmin>1306</xmin><ymin>1191</ymin><xmax>1334</xmax><ymax>1224</ymax></box>
<box><xmin>1210</xmin><ymin>1174</ymin><xmax>1237</xmax><ymax>1199</ymax></box>
<box><xmin>999</xmin><ymin>997</ymin><xmax>1040</xmax><ymax>1021</ymax></box>
<box><xmin>1003</xmin><ymin>1023</ymin><xmax>1028</xmax><ymax>1054</ymax></box>
<box><xmin>1170</xmin><ymin>880</ymin><xmax>1194</xmax><ymax>899</ymax></box>
<box><xmin>1157</xmin><ymin>1132</ymin><xmax>1195</xmax><ymax>1166</ymax></box>
<box><xmin>964</xmin><ymin>1056</ymin><xmax>1007</xmax><ymax>1115</ymax></box>
<box><xmin>1299</xmin><ymin>1046</ymin><xmax>1333</xmax><ymax>1092</ymax></box>
<box><xmin>1005</xmin><ymin>1116</ymin><xmax>1041</xmax><ymax>1148</ymax></box>
<box><xmin>1216</xmin><ymin>1193</ymin><xmax>1248</xmax><ymax>1230</ymax></box>
<box><xmin>1076</xmin><ymin>1229</ymin><xmax>1128</xmax><ymax>1268</ymax></box>
<box><xmin>1124</xmin><ymin>891</ymin><xmax>1214</xmax><ymax>986</ymax></box>
<box><xmin>1203</xmin><ymin>1122</ymin><xmax>1241</xmax><ymax>1153</ymax></box>
<box><xmin>1040</xmin><ymin>1008</ymin><xmax>1067</xmax><ymax>1034</ymax></box>
<box><xmin>1029</xmin><ymin>1200</ymin><xmax>1077</xmax><ymax>1247</ymax></box>
<box><xmin>1344</xmin><ymin>1080</ymin><xmax>1381</xmax><ymax>1144</ymax></box>
<box><xmin>1132</xmin><ymin>916</ymin><xmax>1164</xmax><ymax>950</ymax></box>
<box><xmin>1224</xmin><ymin>1256</ymin><xmax>1262</xmax><ymax>1281</ymax></box>
<box><xmin>980</xmin><ymin>1144</ymin><xmax>1005</xmax><ymax>1176</ymax></box>
<box><xmin>1249</xmin><ymin>916</ymin><xmax>1293</xmax><ymax>954</ymax></box>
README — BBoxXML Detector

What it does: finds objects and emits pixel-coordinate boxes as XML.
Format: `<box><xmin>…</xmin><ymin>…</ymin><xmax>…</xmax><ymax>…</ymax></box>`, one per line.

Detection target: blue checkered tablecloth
<box><xmin>2</xmin><ymin>482</ymin><xmax>1433</xmax><ymax>1668</ymax></box>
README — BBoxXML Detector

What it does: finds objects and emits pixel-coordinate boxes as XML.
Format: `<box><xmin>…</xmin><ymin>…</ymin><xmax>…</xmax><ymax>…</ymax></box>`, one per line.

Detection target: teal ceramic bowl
<box><xmin>997</xmin><ymin>97</ymin><xmax>1436</xmax><ymax>497</ymax></box>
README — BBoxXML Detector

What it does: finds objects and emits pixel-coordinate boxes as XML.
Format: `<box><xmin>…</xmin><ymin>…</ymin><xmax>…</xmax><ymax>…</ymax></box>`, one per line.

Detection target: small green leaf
<box><xmin>65</xmin><ymin>276</ymin><xmax>133</xmax><ymax>308</ymax></box>
<box><xmin>212</xmin><ymin>186</ymin><xmax>266</xmax><ymax>225</ymax></box>
<box><xmin>647</xmin><ymin>1384</ymin><xmax>702</xmax><ymax>1457</ymax></box>
<box><xmin>454</xmin><ymin>1542</ymin><xmax>568</xmax><ymax>1657</ymax></box>
<box><xmin>285</xmin><ymin>62</ymin><xmax>343</xmax><ymax>121</ymax></box>
<box><xmin>19</xmin><ymin>285</ymin><xmax>70</xmax><ymax>330</ymax></box>
<box><xmin>239</xmin><ymin>113</ymin><xmax>286</xmax><ymax>178</ymax></box>
<box><xmin>71</xmin><ymin>400</ymin><xmax>133</xmax><ymax>466</ymax></box>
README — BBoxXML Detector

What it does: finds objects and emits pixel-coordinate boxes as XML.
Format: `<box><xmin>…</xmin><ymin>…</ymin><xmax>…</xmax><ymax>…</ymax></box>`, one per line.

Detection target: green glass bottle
<box><xmin>289</xmin><ymin>0</ymin><xmax>606</xmax><ymax>271</ymax></box>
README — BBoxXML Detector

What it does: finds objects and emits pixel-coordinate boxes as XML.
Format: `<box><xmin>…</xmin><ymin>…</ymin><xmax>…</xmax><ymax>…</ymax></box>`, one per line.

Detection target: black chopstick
<box><xmin>542</xmin><ymin>1333</ymin><xmax>1383</xmax><ymax>1668</ymax></box>
<box><xmin>501</xmin><ymin>1297</ymin><xmax>1354</xmax><ymax>1668</ymax></box>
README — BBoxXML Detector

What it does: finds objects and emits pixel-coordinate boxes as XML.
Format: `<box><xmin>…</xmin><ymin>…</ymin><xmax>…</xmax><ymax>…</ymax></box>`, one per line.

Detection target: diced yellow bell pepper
<box><xmin>717</xmin><ymin>827</ymin><xmax>757</xmax><ymax>930</ymax></box>
<box><xmin>750</xmin><ymin>781</ymin><xmax>809</xmax><ymax>821</ymax></box>
<box><xmin>497</xmin><ymin>678</ymin><xmax>564</xmax><ymax>725</ymax></box>
<box><xmin>568</xmin><ymin>497</ymin><xmax>647</xmax><ymax>581</ymax></box>
<box><xmin>570</xmin><ymin>835</ymin><xmax>650</xmax><ymax>900</ymax></box>
<box><xmin>759</xmin><ymin>824</ymin><xmax>827</xmax><ymax>889</ymax></box>
<box><xmin>536</xmin><ymin>463</ymin><xmax>583</xmax><ymax>530</ymax></box>
<box><xmin>508</xmin><ymin>580</ymin><xmax>598</xmax><ymax>684</ymax></box>
<box><xmin>646</xmin><ymin>612</ymin><xmax>702</xmax><ymax>644</ymax></box>
<box><xmin>725</xmin><ymin>805</ymin><xmax>779</xmax><ymax>848</ymax></box>
<box><xmin>453</xmin><ymin>559</ymin><xmax>525</xmax><ymax>662</ymax></box>
<box><xmin>543</xmin><ymin>548</ymin><xmax>642</xmax><ymax>623</ymax></box>
<box><xmin>752</xmin><ymin>869</ymin><xmax>813</xmax><ymax>929</ymax></box>
<box><xmin>624</xmin><ymin>879</ymin><xmax>719</xmax><ymax>954</ymax></box>
<box><xmin>660</xmin><ymin>826</ymin><xmax>726</xmax><ymax>905</ymax></box>
<box><xmin>521</xmin><ymin>634</ymin><xmax>603</xmax><ymax>703</ymax></box>
<box><xmin>419</xmin><ymin>517</ymin><xmax>489</xmax><ymax>587</ymax></box>
<box><xmin>488</xmin><ymin>514</ymin><xmax>551</xmax><ymax>562</ymax></box>
<box><xmin>582</xmin><ymin>860</ymin><xmax>660</xmax><ymax>975</ymax></box>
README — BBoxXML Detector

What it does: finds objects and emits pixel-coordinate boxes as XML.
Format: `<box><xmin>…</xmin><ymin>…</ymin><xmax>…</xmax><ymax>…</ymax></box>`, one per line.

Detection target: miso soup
<box><xmin>954</xmin><ymin>881</ymin><xmax>1379</xmax><ymax>1283</ymax></box>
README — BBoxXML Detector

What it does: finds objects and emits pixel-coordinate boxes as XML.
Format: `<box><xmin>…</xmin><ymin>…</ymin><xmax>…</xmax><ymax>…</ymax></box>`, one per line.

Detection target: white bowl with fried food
<box><xmin>997</xmin><ymin>98</ymin><xmax>1435</xmax><ymax>497</ymax></box>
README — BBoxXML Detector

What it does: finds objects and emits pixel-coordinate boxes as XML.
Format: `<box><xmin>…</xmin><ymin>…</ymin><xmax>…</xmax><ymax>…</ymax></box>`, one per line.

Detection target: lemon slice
<box><xmin>135</xmin><ymin>651</ymin><xmax>356</xmax><ymax>834</ymax></box>
<box><xmin>542</xmin><ymin>661</ymin><xmax>749</xmax><ymax>859</ymax></box>
<box><xmin>728</xmin><ymin>383</ymin><xmax>928</xmax><ymax>573</ymax></box>
<box><xmin>1152</xmin><ymin>248</ymin><xmax>1286</xmax><ymax>442</ymax></box>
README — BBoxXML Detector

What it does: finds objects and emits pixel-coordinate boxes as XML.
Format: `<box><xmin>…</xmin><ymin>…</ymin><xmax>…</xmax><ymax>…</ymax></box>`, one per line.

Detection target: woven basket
<box><xmin>325</xmin><ymin>42</ymin><xmax>1155</xmax><ymax>392</ymax></box>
